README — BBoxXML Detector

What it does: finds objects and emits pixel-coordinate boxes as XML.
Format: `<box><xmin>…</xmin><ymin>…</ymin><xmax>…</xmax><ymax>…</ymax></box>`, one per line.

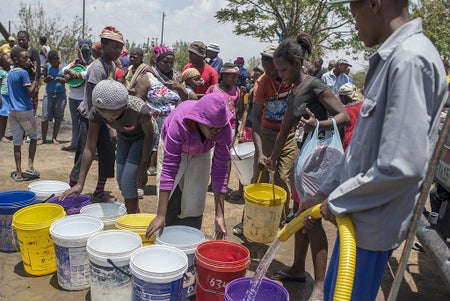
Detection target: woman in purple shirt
<box><xmin>146</xmin><ymin>93</ymin><xmax>233</xmax><ymax>239</ymax></box>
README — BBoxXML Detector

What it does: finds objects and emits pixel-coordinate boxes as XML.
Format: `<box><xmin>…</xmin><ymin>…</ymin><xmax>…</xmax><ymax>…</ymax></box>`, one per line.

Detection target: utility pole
<box><xmin>82</xmin><ymin>0</ymin><xmax>86</xmax><ymax>38</ymax></box>
<box><xmin>160</xmin><ymin>12</ymin><xmax>166</xmax><ymax>46</ymax></box>
<box><xmin>8</xmin><ymin>21</ymin><xmax>11</xmax><ymax>36</ymax></box>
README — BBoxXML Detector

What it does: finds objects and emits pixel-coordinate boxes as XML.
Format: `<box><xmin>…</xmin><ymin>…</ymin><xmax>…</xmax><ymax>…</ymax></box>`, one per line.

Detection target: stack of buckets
<box><xmin>0</xmin><ymin>190</ymin><xmax>37</xmax><ymax>252</ymax></box>
<box><xmin>156</xmin><ymin>225</ymin><xmax>206</xmax><ymax>300</ymax></box>
<box><xmin>115</xmin><ymin>213</ymin><xmax>157</xmax><ymax>245</ymax></box>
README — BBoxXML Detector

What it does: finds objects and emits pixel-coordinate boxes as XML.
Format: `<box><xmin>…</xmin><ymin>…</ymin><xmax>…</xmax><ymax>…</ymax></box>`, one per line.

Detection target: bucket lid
<box><xmin>12</xmin><ymin>203</ymin><xmax>66</xmax><ymax>230</ymax></box>
<box><xmin>50</xmin><ymin>215</ymin><xmax>104</xmax><ymax>241</ymax></box>
<box><xmin>230</xmin><ymin>142</ymin><xmax>255</xmax><ymax>160</ymax></box>
<box><xmin>130</xmin><ymin>245</ymin><xmax>188</xmax><ymax>283</ymax></box>
<box><xmin>66</xmin><ymin>64</ymin><xmax>86</xmax><ymax>88</ymax></box>
<box><xmin>155</xmin><ymin>225</ymin><xmax>205</xmax><ymax>250</ymax></box>
<box><xmin>244</xmin><ymin>183</ymin><xmax>286</xmax><ymax>206</ymax></box>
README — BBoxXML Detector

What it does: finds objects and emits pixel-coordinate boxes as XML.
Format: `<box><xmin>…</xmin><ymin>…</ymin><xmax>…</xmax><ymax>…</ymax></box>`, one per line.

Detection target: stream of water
<box><xmin>242</xmin><ymin>238</ymin><xmax>281</xmax><ymax>301</ymax></box>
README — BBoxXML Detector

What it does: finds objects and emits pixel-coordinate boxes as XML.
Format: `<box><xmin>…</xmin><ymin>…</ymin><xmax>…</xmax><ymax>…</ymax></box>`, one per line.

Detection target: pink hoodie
<box><xmin>159</xmin><ymin>93</ymin><xmax>233</xmax><ymax>193</ymax></box>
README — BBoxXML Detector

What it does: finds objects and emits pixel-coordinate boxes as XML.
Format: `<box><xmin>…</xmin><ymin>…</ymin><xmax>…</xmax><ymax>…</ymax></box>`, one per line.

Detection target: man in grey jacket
<box><xmin>302</xmin><ymin>0</ymin><xmax>447</xmax><ymax>300</ymax></box>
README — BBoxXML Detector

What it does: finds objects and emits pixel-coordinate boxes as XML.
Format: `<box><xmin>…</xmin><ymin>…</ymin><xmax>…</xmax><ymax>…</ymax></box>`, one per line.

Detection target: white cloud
<box><xmin>1</xmin><ymin>0</ymin><xmax>367</xmax><ymax>72</ymax></box>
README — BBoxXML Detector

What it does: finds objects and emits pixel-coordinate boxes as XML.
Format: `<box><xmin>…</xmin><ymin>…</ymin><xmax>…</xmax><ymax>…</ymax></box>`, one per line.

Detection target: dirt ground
<box><xmin>0</xmin><ymin>91</ymin><xmax>449</xmax><ymax>301</ymax></box>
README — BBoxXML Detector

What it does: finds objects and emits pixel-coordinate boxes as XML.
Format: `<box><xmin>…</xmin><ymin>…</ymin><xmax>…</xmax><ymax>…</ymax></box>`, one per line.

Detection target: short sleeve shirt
<box><xmin>7</xmin><ymin>67</ymin><xmax>32</xmax><ymax>111</ymax></box>
<box><xmin>46</xmin><ymin>65</ymin><xmax>66</xmax><ymax>94</ymax></box>
<box><xmin>253</xmin><ymin>74</ymin><xmax>292</xmax><ymax>131</ymax></box>
<box><xmin>182</xmin><ymin>63</ymin><xmax>218</xmax><ymax>95</ymax></box>
<box><xmin>0</xmin><ymin>68</ymin><xmax>8</xmax><ymax>95</ymax></box>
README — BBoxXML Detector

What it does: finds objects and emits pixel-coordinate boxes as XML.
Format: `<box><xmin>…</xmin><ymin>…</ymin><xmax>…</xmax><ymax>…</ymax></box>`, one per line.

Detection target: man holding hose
<box><xmin>303</xmin><ymin>0</ymin><xmax>447</xmax><ymax>300</ymax></box>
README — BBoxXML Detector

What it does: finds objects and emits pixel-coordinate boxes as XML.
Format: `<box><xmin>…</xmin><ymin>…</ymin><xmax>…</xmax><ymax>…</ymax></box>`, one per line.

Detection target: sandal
<box><xmin>10</xmin><ymin>172</ymin><xmax>26</xmax><ymax>182</ymax></box>
<box><xmin>270</xmin><ymin>268</ymin><xmax>306</xmax><ymax>282</ymax></box>
<box><xmin>23</xmin><ymin>169</ymin><xmax>40</xmax><ymax>179</ymax></box>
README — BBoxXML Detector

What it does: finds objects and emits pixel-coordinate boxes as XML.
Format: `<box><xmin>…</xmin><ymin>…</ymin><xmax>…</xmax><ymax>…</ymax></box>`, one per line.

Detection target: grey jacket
<box><xmin>320</xmin><ymin>19</ymin><xmax>447</xmax><ymax>251</ymax></box>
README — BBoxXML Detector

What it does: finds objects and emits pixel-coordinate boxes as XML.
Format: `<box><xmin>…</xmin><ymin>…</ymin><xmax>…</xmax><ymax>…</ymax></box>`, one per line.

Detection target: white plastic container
<box><xmin>130</xmin><ymin>245</ymin><xmax>188</xmax><ymax>301</ymax></box>
<box><xmin>156</xmin><ymin>226</ymin><xmax>205</xmax><ymax>300</ymax></box>
<box><xmin>80</xmin><ymin>203</ymin><xmax>127</xmax><ymax>230</ymax></box>
<box><xmin>27</xmin><ymin>180</ymin><xmax>71</xmax><ymax>202</ymax></box>
<box><xmin>86</xmin><ymin>230</ymin><xmax>142</xmax><ymax>301</ymax></box>
<box><xmin>50</xmin><ymin>215</ymin><xmax>104</xmax><ymax>290</ymax></box>
<box><xmin>230</xmin><ymin>142</ymin><xmax>255</xmax><ymax>186</ymax></box>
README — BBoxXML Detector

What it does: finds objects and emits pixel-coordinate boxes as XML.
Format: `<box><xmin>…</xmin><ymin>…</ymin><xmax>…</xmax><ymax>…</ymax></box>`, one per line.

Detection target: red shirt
<box><xmin>343</xmin><ymin>101</ymin><xmax>363</xmax><ymax>150</ymax></box>
<box><xmin>183</xmin><ymin>63</ymin><xmax>218</xmax><ymax>95</ymax></box>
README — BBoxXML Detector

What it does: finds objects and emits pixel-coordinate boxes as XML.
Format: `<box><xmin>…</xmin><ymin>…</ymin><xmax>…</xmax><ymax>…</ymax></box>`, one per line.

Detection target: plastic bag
<box><xmin>294</xmin><ymin>118</ymin><xmax>344</xmax><ymax>201</ymax></box>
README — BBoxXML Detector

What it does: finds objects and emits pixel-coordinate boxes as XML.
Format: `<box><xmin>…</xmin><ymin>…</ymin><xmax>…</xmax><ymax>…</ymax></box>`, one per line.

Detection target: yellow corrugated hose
<box><xmin>277</xmin><ymin>204</ymin><xmax>356</xmax><ymax>301</ymax></box>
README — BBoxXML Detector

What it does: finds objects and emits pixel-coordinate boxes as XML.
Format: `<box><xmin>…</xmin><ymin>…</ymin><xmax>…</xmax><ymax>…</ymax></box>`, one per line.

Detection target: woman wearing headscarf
<box><xmin>125</xmin><ymin>48</ymin><xmax>151</xmax><ymax>98</ymax></box>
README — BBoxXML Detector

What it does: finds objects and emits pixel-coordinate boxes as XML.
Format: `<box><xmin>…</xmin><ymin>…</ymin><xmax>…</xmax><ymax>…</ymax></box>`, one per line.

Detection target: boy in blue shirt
<box><xmin>7</xmin><ymin>47</ymin><xmax>40</xmax><ymax>181</ymax></box>
<box><xmin>41</xmin><ymin>50</ymin><xmax>66</xmax><ymax>144</ymax></box>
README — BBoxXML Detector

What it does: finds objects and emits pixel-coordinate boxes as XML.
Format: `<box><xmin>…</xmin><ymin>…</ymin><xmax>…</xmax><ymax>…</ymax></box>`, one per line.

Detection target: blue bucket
<box><xmin>0</xmin><ymin>190</ymin><xmax>37</xmax><ymax>252</ymax></box>
<box><xmin>47</xmin><ymin>194</ymin><xmax>91</xmax><ymax>215</ymax></box>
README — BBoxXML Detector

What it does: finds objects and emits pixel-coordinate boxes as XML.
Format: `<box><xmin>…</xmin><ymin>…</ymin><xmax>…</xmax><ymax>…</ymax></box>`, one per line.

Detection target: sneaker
<box><xmin>147</xmin><ymin>167</ymin><xmax>157</xmax><ymax>176</ymax></box>
<box><xmin>137</xmin><ymin>188</ymin><xmax>144</xmax><ymax>199</ymax></box>
<box><xmin>233</xmin><ymin>222</ymin><xmax>244</xmax><ymax>236</ymax></box>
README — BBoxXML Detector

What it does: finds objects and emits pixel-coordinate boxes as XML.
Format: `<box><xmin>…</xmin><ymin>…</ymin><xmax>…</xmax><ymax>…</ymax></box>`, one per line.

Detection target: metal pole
<box><xmin>82</xmin><ymin>0</ymin><xmax>86</xmax><ymax>38</ymax></box>
<box><xmin>387</xmin><ymin>108</ymin><xmax>450</xmax><ymax>300</ymax></box>
<box><xmin>160</xmin><ymin>12</ymin><xmax>166</xmax><ymax>46</ymax></box>
<box><xmin>8</xmin><ymin>21</ymin><xmax>11</xmax><ymax>36</ymax></box>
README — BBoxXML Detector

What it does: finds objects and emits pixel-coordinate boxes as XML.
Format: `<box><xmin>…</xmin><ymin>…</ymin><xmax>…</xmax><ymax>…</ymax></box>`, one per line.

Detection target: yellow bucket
<box><xmin>12</xmin><ymin>203</ymin><xmax>66</xmax><ymax>276</ymax></box>
<box><xmin>115</xmin><ymin>213</ymin><xmax>156</xmax><ymax>245</ymax></box>
<box><xmin>243</xmin><ymin>183</ymin><xmax>286</xmax><ymax>243</ymax></box>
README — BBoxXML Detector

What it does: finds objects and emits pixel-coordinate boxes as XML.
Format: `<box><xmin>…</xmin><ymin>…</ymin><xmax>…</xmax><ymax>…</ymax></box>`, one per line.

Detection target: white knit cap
<box><xmin>92</xmin><ymin>79</ymin><xmax>128</xmax><ymax>109</ymax></box>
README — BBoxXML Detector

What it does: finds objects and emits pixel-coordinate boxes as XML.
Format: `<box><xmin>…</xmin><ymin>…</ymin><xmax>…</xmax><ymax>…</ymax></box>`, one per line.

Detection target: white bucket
<box><xmin>86</xmin><ymin>230</ymin><xmax>142</xmax><ymax>301</ymax></box>
<box><xmin>130</xmin><ymin>245</ymin><xmax>188</xmax><ymax>301</ymax></box>
<box><xmin>80</xmin><ymin>203</ymin><xmax>127</xmax><ymax>230</ymax></box>
<box><xmin>156</xmin><ymin>226</ymin><xmax>205</xmax><ymax>300</ymax></box>
<box><xmin>50</xmin><ymin>215</ymin><xmax>104</xmax><ymax>290</ymax></box>
<box><xmin>27</xmin><ymin>180</ymin><xmax>71</xmax><ymax>202</ymax></box>
<box><xmin>230</xmin><ymin>142</ymin><xmax>255</xmax><ymax>186</ymax></box>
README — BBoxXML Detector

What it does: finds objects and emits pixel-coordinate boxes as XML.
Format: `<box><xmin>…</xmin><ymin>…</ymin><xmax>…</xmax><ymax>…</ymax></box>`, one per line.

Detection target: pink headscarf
<box><xmin>153</xmin><ymin>46</ymin><xmax>174</xmax><ymax>62</ymax></box>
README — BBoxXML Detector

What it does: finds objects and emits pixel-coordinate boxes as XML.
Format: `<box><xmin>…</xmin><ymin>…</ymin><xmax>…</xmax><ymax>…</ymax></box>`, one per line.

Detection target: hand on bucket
<box><xmin>60</xmin><ymin>183</ymin><xmax>83</xmax><ymax>201</ymax></box>
<box><xmin>146</xmin><ymin>215</ymin><xmax>165</xmax><ymax>240</ymax></box>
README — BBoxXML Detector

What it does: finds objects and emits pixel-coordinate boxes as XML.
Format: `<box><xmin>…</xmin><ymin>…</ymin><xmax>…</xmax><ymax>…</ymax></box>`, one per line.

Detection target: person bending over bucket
<box><xmin>60</xmin><ymin>79</ymin><xmax>156</xmax><ymax>214</ymax></box>
<box><xmin>146</xmin><ymin>92</ymin><xmax>233</xmax><ymax>240</ymax></box>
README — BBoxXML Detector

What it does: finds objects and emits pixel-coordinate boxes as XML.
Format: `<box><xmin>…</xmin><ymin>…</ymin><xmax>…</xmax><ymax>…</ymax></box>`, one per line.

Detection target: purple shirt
<box><xmin>159</xmin><ymin>95</ymin><xmax>233</xmax><ymax>193</ymax></box>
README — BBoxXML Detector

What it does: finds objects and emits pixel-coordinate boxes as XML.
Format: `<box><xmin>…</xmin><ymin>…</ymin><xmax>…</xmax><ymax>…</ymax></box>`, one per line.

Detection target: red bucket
<box><xmin>195</xmin><ymin>240</ymin><xmax>250</xmax><ymax>301</ymax></box>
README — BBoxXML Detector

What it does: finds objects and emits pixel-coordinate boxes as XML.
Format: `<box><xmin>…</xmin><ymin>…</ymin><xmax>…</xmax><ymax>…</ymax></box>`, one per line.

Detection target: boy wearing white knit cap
<box><xmin>61</xmin><ymin>79</ymin><xmax>156</xmax><ymax>214</ymax></box>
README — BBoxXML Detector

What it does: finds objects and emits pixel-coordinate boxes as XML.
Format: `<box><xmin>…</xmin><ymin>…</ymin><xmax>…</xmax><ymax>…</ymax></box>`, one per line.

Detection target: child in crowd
<box><xmin>42</xmin><ymin>50</ymin><xmax>66</xmax><ymax>144</ymax></box>
<box><xmin>0</xmin><ymin>53</ymin><xmax>12</xmax><ymax>142</ymax></box>
<box><xmin>206</xmin><ymin>62</ymin><xmax>243</xmax><ymax>130</ymax></box>
<box><xmin>61</xmin><ymin>80</ymin><xmax>156</xmax><ymax>214</ymax></box>
<box><xmin>7</xmin><ymin>47</ymin><xmax>40</xmax><ymax>181</ymax></box>
<box><xmin>338</xmin><ymin>83</ymin><xmax>363</xmax><ymax>150</ymax></box>
<box><xmin>180</xmin><ymin>68</ymin><xmax>201</xmax><ymax>100</ymax></box>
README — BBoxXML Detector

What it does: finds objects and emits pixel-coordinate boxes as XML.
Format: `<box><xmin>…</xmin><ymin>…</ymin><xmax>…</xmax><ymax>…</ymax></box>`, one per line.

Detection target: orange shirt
<box><xmin>253</xmin><ymin>74</ymin><xmax>292</xmax><ymax>131</ymax></box>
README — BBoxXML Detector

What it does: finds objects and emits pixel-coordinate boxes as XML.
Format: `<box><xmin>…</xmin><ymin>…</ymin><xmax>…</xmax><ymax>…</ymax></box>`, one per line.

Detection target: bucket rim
<box><xmin>244</xmin><ymin>183</ymin><xmax>287</xmax><ymax>206</ymax></box>
<box><xmin>155</xmin><ymin>225</ymin><xmax>205</xmax><ymax>249</ymax></box>
<box><xmin>50</xmin><ymin>215</ymin><xmax>104</xmax><ymax>241</ymax></box>
<box><xmin>230</xmin><ymin>142</ymin><xmax>255</xmax><ymax>160</ymax></box>
<box><xmin>86</xmin><ymin>229</ymin><xmax>142</xmax><ymax>257</ymax></box>
<box><xmin>195</xmin><ymin>240</ymin><xmax>250</xmax><ymax>267</ymax></box>
<box><xmin>225</xmin><ymin>277</ymin><xmax>289</xmax><ymax>300</ymax></box>
<box><xmin>12</xmin><ymin>203</ymin><xmax>66</xmax><ymax>229</ymax></box>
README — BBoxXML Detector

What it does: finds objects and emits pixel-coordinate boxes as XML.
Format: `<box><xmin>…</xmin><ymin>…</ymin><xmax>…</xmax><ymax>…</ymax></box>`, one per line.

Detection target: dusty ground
<box><xmin>0</xmin><ymin>91</ymin><xmax>449</xmax><ymax>301</ymax></box>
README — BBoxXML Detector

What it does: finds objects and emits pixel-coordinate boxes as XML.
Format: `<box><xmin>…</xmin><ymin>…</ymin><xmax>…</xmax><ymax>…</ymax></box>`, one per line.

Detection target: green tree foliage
<box><xmin>172</xmin><ymin>40</ymin><xmax>190</xmax><ymax>72</ymax></box>
<box><xmin>215</xmin><ymin>0</ymin><xmax>353</xmax><ymax>57</ymax></box>
<box><xmin>411</xmin><ymin>0</ymin><xmax>449</xmax><ymax>59</ymax></box>
<box><xmin>245</xmin><ymin>56</ymin><xmax>261</xmax><ymax>72</ymax></box>
<box><xmin>16</xmin><ymin>1</ymin><xmax>92</xmax><ymax>63</ymax></box>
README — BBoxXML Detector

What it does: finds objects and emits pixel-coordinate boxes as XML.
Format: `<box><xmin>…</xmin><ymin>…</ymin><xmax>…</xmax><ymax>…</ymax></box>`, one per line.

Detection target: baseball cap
<box><xmin>337</xmin><ymin>58</ymin><xmax>352</xmax><ymax>67</ymax></box>
<box><xmin>188</xmin><ymin>41</ymin><xmax>207</xmax><ymax>58</ymax></box>
<box><xmin>206</xmin><ymin>43</ymin><xmax>220</xmax><ymax>53</ymax></box>
<box><xmin>261</xmin><ymin>42</ymin><xmax>279</xmax><ymax>59</ymax></box>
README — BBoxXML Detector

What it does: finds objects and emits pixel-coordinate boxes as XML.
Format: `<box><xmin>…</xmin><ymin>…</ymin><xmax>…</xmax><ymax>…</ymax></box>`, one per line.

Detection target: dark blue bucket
<box><xmin>47</xmin><ymin>194</ymin><xmax>91</xmax><ymax>215</ymax></box>
<box><xmin>0</xmin><ymin>190</ymin><xmax>37</xmax><ymax>252</ymax></box>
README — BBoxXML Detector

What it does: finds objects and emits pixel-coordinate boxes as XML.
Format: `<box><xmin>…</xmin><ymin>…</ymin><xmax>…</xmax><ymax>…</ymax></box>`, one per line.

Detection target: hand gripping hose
<box><xmin>277</xmin><ymin>204</ymin><xmax>356</xmax><ymax>301</ymax></box>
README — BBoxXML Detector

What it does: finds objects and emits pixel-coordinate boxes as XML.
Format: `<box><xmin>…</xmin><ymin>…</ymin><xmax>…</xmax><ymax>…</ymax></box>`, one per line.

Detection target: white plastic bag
<box><xmin>294</xmin><ymin>118</ymin><xmax>344</xmax><ymax>200</ymax></box>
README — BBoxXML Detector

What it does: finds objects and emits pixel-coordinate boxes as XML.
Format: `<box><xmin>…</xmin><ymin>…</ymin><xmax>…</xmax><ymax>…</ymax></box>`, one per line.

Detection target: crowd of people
<box><xmin>0</xmin><ymin>0</ymin><xmax>449</xmax><ymax>300</ymax></box>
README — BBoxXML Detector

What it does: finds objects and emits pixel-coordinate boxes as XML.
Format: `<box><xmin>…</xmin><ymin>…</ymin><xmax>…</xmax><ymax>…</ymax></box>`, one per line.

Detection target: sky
<box><xmin>0</xmin><ymin>0</ymin><xmax>367</xmax><ymax>72</ymax></box>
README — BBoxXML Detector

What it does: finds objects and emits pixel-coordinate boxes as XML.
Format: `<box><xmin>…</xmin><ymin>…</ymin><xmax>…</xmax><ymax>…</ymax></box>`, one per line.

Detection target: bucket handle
<box><xmin>107</xmin><ymin>258</ymin><xmax>131</xmax><ymax>277</ymax></box>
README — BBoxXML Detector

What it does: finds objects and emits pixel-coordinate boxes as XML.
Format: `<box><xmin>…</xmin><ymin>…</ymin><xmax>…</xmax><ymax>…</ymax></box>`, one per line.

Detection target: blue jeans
<box><xmin>324</xmin><ymin>234</ymin><xmax>393</xmax><ymax>301</ymax></box>
<box><xmin>68</xmin><ymin>97</ymin><xmax>82</xmax><ymax>148</ymax></box>
<box><xmin>116</xmin><ymin>136</ymin><xmax>143</xmax><ymax>199</ymax></box>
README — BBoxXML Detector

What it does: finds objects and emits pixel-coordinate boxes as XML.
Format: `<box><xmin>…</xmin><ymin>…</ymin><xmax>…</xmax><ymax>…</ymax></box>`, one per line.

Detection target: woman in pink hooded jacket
<box><xmin>146</xmin><ymin>93</ymin><xmax>233</xmax><ymax>239</ymax></box>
